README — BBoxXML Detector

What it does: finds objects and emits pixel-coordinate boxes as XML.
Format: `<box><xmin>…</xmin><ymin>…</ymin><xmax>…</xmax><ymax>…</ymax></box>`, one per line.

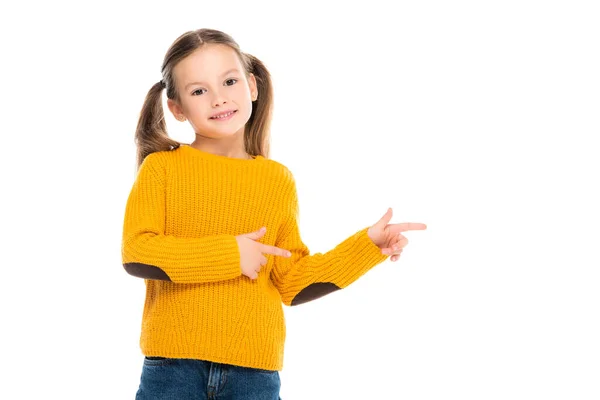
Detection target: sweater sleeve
<box><xmin>121</xmin><ymin>152</ymin><xmax>242</xmax><ymax>284</ymax></box>
<box><xmin>270</xmin><ymin>173</ymin><xmax>390</xmax><ymax>306</ymax></box>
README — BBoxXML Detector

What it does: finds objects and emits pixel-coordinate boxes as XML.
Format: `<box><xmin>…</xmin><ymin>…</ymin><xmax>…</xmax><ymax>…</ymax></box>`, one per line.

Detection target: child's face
<box><xmin>167</xmin><ymin>44</ymin><xmax>257</xmax><ymax>139</ymax></box>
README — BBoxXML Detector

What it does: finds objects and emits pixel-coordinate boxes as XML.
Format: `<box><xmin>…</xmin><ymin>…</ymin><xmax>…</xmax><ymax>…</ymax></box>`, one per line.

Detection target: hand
<box><xmin>367</xmin><ymin>208</ymin><xmax>427</xmax><ymax>262</ymax></box>
<box><xmin>235</xmin><ymin>227</ymin><xmax>292</xmax><ymax>280</ymax></box>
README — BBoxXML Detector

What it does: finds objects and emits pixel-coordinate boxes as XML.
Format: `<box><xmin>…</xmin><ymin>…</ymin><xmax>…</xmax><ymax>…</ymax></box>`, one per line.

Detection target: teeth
<box><xmin>213</xmin><ymin>111</ymin><xmax>234</xmax><ymax>119</ymax></box>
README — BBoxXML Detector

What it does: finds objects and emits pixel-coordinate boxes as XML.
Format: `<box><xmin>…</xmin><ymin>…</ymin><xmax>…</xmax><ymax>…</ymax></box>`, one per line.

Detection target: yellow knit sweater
<box><xmin>121</xmin><ymin>144</ymin><xmax>389</xmax><ymax>371</ymax></box>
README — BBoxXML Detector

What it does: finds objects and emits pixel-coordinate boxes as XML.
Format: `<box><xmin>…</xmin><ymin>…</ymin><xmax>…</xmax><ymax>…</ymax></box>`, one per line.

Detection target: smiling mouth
<box><xmin>210</xmin><ymin>110</ymin><xmax>238</xmax><ymax>120</ymax></box>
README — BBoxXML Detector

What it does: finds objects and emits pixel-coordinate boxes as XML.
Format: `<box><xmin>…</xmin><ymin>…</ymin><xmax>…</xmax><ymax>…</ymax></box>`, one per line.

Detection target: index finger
<box><xmin>396</xmin><ymin>222</ymin><xmax>427</xmax><ymax>232</ymax></box>
<box><xmin>261</xmin><ymin>244</ymin><xmax>292</xmax><ymax>257</ymax></box>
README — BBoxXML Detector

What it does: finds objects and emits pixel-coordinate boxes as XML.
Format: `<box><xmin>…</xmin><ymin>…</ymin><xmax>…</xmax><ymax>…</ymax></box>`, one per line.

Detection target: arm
<box><xmin>121</xmin><ymin>153</ymin><xmax>242</xmax><ymax>283</ymax></box>
<box><xmin>270</xmin><ymin>175</ymin><xmax>389</xmax><ymax>306</ymax></box>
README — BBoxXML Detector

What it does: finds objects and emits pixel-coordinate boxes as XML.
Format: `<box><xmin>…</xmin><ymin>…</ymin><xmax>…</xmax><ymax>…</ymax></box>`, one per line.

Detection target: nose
<box><xmin>211</xmin><ymin>88</ymin><xmax>228</xmax><ymax>107</ymax></box>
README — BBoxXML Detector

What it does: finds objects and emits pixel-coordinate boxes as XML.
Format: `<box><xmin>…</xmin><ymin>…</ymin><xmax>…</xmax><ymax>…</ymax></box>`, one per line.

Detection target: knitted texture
<box><xmin>121</xmin><ymin>144</ymin><xmax>389</xmax><ymax>371</ymax></box>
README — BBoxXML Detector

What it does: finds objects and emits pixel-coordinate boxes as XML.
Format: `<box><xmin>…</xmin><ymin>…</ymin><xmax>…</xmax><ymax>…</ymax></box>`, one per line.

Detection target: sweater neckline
<box><xmin>179</xmin><ymin>144</ymin><xmax>263</xmax><ymax>163</ymax></box>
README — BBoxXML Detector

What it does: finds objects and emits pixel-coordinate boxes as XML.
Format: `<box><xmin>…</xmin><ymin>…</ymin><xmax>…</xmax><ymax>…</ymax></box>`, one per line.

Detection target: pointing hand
<box><xmin>367</xmin><ymin>208</ymin><xmax>427</xmax><ymax>262</ymax></box>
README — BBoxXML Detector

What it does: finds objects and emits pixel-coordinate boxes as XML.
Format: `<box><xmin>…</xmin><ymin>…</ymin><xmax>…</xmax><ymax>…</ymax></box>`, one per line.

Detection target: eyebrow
<box><xmin>184</xmin><ymin>68</ymin><xmax>241</xmax><ymax>89</ymax></box>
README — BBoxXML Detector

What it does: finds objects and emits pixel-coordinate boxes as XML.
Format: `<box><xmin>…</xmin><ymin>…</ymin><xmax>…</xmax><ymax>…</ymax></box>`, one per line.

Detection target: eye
<box><xmin>191</xmin><ymin>78</ymin><xmax>238</xmax><ymax>96</ymax></box>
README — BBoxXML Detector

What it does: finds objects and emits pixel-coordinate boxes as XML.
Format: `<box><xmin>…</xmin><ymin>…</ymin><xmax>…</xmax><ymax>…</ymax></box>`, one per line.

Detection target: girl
<box><xmin>122</xmin><ymin>28</ymin><xmax>426</xmax><ymax>400</ymax></box>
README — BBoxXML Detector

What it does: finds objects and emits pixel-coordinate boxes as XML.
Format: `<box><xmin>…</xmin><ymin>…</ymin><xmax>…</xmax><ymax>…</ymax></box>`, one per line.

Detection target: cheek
<box><xmin>234</xmin><ymin>84</ymin><xmax>252</xmax><ymax>100</ymax></box>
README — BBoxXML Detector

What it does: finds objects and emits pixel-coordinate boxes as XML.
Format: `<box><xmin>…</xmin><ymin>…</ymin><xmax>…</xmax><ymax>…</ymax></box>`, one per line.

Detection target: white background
<box><xmin>1</xmin><ymin>0</ymin><xmax>599</xmax><ymax>399</ymax></box>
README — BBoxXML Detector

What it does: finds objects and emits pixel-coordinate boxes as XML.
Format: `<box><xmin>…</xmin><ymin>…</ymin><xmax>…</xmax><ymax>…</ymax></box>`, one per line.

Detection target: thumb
<box><xmin>374</xmin><ymin>208</ymin><xmax>393</xmax><ymax>228</ymax></box>
<box><xmin>245</xmin><ymin>226</ymin><xmax>267</xmax><ymax>239</ymax></box>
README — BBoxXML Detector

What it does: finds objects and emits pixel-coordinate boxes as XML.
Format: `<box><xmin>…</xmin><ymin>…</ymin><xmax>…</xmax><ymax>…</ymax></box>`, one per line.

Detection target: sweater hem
<box><xmin>140</xmin><ymin>348</ymin><xmax>283</xmax><ymax>372</ymax></box>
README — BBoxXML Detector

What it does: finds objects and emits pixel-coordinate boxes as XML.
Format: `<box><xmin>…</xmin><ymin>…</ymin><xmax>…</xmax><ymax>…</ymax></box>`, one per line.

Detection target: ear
<box><xmin>248</xmin><ymin>73</ymin><xmax>258</xmax><ymax>101</ymax></box>
<box><xmin>167</xmin><ymin>98</ymin><xmax>186</xmax><ymax>121</ymax></box>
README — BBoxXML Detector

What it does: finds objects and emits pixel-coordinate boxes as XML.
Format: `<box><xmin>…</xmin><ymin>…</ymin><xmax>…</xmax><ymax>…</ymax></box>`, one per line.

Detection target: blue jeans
<box><xmin>135</xmin><ymin>356</ymin><xmax>282</xmax><ymax>399</ymax></box>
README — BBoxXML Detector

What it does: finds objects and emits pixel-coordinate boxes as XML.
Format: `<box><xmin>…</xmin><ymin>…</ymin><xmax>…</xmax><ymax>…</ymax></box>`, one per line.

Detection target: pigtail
<box><xmin>133</xmin><ymin>81</ymin><xmax>181</xmax><ymax>170</ymax></box>
<box><xmin>242</xmin><ymin>53</ymin><xmax>274</xmax><ymax>159</ymax></box>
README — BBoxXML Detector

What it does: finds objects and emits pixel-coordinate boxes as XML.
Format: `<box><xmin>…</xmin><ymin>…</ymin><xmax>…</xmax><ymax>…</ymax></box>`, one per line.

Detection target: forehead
<box><xmin>174</xmin><ymin>44</ymin><xmax>243</xmax><ymax>81</ymax></box>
